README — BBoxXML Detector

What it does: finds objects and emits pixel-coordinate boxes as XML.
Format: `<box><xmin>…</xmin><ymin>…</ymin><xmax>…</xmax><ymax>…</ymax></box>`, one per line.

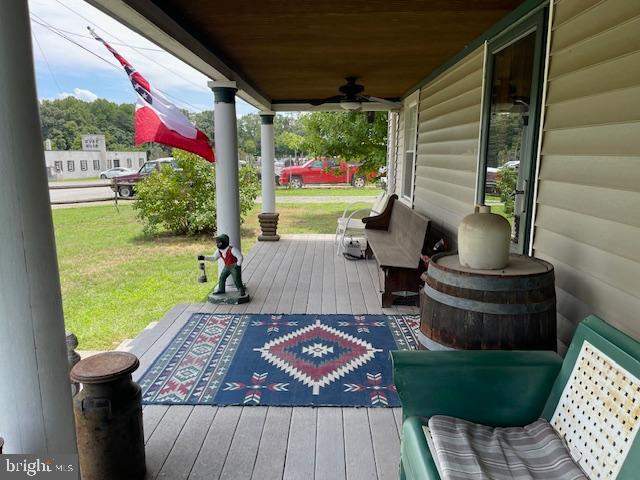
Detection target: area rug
<box><xmin>139</xmin><ymin>313</ymin><xmax>420</xmax><ymax>407</ymax></box>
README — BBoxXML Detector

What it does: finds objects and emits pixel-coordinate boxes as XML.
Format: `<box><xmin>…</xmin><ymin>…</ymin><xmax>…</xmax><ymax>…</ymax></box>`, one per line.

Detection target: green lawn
<box><xmin>276</xmin><ymin>186</ymin><xmax>381</xmax><ymax>196</ymax></box>
<box><xmin>52</xmin><ymin>202</ymin><xmax>357</xmax><ymax>350</ymax></box>
<box><xmin>51</xmin><ymin>176</ymin><xmax>102</xmax><ymax>183</ymax></box>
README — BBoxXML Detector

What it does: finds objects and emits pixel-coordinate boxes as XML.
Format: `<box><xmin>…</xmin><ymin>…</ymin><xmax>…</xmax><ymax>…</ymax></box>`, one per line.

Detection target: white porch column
<box><xmin>0</xmin><ymin>0</ymin><xmax>77</xmax><ymax>454</ymax></box>
<box><xmin>260</xmin><ymin>112</ymin><xmax>276</xmax><ymax>214</ymax></box>
<box><xmin>208</xmin><ymin>80</ymin><xmax>242</xmax><ymax>251</ymax></box>
<box><xmin>387</xmin><ymin>111</ymin><xmax>398</xmax><ymax>193</ymax></box>
<box><xmin>258</xmin><ymin>112</ymin><xmax>280</xmax><ymax>241</ymax></box>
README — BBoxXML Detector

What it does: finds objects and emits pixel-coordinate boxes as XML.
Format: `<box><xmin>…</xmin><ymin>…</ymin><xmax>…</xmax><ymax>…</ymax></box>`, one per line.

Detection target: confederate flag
<box><xmin>89</xmin><ymin>28</ymin><xmax>214</xmax><ymax>162</ymax></box>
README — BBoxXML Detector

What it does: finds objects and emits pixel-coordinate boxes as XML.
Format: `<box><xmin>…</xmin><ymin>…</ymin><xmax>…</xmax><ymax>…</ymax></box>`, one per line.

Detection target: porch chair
<box><xmin>392</xmin><ymin>315</ymin><xmax>640</xmax><ymax>480</ymax></box>
<box><xmin>335</xmin><ymin>190</ymin><xmax>388</xmax><ymax>256</ymax></box>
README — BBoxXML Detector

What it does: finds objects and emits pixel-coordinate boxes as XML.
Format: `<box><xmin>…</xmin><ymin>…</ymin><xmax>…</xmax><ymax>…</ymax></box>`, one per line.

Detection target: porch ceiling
<box><xmin>112</xmin><ymin>0</ymin><xmax>523</xmax><ymax>106</ymax></box>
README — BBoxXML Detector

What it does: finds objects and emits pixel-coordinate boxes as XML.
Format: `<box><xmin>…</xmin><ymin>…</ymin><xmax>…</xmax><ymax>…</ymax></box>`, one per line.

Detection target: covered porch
<box><xmin>2</xmin><ymin>0</ymin><xmax>640</xmax><ymax>479</ymax></box>
<box><xmin>127</xmin><ymin>235</ymin><xmax>414</xmax><ymax>479</ymax></box>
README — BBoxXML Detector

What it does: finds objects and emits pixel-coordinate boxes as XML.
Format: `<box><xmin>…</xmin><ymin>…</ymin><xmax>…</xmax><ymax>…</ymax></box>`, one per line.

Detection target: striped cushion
<box><xmin>427</xmin><ymin>416</ymin><xmax>587</xmax><ymax>480</ymax></box>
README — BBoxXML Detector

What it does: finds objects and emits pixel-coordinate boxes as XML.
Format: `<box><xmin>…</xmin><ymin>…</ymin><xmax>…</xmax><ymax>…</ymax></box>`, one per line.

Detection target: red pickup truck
<box><xmin>278</xmin><ymin>157</ymin><xmax>368</xmax><ymax>188</ymax></box>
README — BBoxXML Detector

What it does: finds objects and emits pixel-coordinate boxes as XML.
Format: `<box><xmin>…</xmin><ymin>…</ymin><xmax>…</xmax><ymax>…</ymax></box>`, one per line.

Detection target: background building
<box><xmin>44</xmin><ymin>134</ymin><xmax>147</xmax><ymax>180</ymax></box>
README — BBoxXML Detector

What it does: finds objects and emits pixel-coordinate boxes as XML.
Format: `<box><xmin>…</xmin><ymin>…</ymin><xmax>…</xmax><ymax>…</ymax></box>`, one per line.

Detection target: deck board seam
<box><xmin>248</xmin><ymin>407</ymin><xmax>270</xmax><ymax>479</ymax></box>
<box><xmin>341</xmin><ymin>408</ymin><xmax>348</xmax><ymax>480</ymax></box>
<box><xmin>241</xmin><ymin>235</ymin><xmax>290</xmax><ymax>314</ymax></box>
<box><xmin>366</xmin><ymin>409</ymin><xmax>380</xmax><ymax>480</ymax></box>
<box><xmin>154</xmin><ymin>406</ymin><xmax>194</xmax><ymax>480</ymax></box>
<box><xmin>260</xmin><ymin>237</ymin><xmax>298</xmax><ymax>314</ymax></box>
<box><xmin>184</xmin><ymin>407</ymin><xmax>219</xmax><ymax>480</ymax></box>
<box><xmin>143</xmin><ymin>405</ymin><xmax>169</xmax><ymax>446</ymax></box>
<box><xmin>249</xmin><ymin>236</ymin><xmax>293</xmax><ymax>313</ymax></box>
<box><xmin>217</xmin><ymin>408</ymin><xmax>245</xmax><ymax>480</ymax></box>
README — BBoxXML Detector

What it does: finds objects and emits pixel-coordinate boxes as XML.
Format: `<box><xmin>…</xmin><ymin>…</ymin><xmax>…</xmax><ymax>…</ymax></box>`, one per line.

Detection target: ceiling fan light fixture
<box><xmin>340</xmin><ymin>101</ymin><xmax>361</xmax><ymax>111</ymax></box>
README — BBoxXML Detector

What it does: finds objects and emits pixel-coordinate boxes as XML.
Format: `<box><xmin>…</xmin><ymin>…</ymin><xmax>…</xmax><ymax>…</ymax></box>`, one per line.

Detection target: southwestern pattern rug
<box><xmin>139</xmin><ymin>313</ymin><xmax>420</xmax><ymax>407</ymax></box>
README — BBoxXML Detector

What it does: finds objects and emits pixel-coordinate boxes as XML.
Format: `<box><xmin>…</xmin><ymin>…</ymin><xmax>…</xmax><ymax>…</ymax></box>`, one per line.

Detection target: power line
<box><xmin>30</xmin><ymin>15</ymin><xmax>206</xmax><ymax>112</ymax></box>
<box><xmin>32</xmin><ymin>29</ymin><xmax>64</xmax><ymax>96</ymax></box>
<box><xmin>53</xmin><ymin>0</ymin><xmax>206</xmax><ymax>91</ymax></box>
<box><xmin>39</xmin><ymin>25</ymin><xmax>164</xmax><ymax>52</ymax></box>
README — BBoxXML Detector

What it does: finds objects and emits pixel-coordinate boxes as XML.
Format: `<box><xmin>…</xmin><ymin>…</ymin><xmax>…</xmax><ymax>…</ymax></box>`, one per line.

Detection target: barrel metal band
<box><xmin>427</xmin><ymin>265</ymin><xmax>550</xmax><ymax>292</ymax></box>
<box><xmin>423</xmin><ymin>284</ymin><xmax>555</xmax><ymax>315</ymax></box>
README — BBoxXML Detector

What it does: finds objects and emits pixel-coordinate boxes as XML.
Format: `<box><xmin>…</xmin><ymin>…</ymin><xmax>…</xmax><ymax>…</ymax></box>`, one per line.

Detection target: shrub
<box><xmin>134</xmin><ymin>149</ymin><xmax>259</xmax><ymax>235</ymax></box>
<box><xmin>496</xmin><ymin>166</ymin><xmax>518</xmax><ymax>217</ymax></box>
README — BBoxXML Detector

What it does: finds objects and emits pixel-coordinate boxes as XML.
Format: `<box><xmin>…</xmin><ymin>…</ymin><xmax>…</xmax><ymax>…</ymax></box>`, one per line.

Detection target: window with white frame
<box><xmin>93</xmin><ymin>159</ymin><xmax>100</xmax><ymax>171</ymax></box>
<box><xmin>80</xmin><ymin>160</ymin><xmax>88</xmax><ymax>171</ymax></box>
<box><xmin>67</xmin><ymin>160</ymin><xmax>75</xmax><ymax>172</ymax></box>
<box><xmin>402</xmin><ymin>100</ymin><xmax>418</xmax><ymax>200</ymax></box>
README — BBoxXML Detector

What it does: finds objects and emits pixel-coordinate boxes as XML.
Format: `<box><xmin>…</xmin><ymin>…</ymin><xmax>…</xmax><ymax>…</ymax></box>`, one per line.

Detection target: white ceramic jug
<box><xmin>458</xmin><ymin>205</ymin><xmax>510</xmax><ymax>270</ymax></box>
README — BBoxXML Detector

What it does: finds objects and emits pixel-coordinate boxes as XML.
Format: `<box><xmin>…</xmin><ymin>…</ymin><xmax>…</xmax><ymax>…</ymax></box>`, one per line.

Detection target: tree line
<box><xmin>39</xmin><ymin>96</ymin><xmax>388</xmax><ymax>171</ymax></box>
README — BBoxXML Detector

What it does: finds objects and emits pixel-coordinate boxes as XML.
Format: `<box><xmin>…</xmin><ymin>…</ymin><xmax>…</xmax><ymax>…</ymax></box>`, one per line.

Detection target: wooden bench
<box><xmin>364</xmin><ymin>195</ymin><xmax>431</xmax><ymax>307</ymax></box>
<box><xmin>392</xmin><ymin>315</ymin><xmax>640</xmax><ymax>479</ymax></box>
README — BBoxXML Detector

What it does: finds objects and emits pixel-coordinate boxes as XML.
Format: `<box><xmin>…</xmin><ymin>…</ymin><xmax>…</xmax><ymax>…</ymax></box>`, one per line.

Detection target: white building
<box><xmin>44</xmin><ymin>134</ymin><xmax>147</xmax><ymax>180</ymax></box>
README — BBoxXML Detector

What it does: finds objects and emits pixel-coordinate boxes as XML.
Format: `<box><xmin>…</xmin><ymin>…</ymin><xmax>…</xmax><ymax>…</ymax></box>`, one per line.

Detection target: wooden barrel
<box><xmin>420</xmin><ymin>252</ymin><xmax>556</xmax><ymax>350</ymax></box>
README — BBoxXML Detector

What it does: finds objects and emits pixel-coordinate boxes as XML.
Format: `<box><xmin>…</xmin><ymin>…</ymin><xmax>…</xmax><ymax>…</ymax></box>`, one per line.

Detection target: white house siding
<box><xmin>533</xmin><ymin>0</ymin><xmax>640</xmax><ymax>349</ymax></box>
<box><xmin>411</xmin><ymin>46</ymin><xmax>484</xmax><ymax>242</ymax></box>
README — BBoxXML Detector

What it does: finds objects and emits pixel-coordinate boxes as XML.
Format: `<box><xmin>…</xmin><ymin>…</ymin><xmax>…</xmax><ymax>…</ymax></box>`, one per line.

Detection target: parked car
<box><xmin>110</xmin><ymin>157</ymin><xmax>179</xmax><ymax>198</ymax></box>
<box><xmin>99</xmin><ymin>167</ymin><xmax>134</xmax><ymax>179</ymax></box>
<box><xmin>504</xmin><ymin>160</ymin><xmax>520</xmax><ymax>169</ymax></box>
<box><xmin>278</xmin><ymin>157</ymin><xmax>368</xmax><ymax>188</ymax></box>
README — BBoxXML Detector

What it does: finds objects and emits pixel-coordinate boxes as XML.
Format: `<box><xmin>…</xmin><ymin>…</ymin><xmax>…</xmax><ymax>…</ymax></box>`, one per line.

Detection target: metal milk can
<box><xmin>71</xmin><ymin>351</ymin><xmax>146</xmax><ymax>480</ymax></box>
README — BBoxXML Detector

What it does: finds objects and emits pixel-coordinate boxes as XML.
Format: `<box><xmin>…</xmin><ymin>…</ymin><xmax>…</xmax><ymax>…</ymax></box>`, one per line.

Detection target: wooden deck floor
<box><xmin>126</xmin><ymin>234</ymin><xmax>418</xmax><ymax>480</ymax></box>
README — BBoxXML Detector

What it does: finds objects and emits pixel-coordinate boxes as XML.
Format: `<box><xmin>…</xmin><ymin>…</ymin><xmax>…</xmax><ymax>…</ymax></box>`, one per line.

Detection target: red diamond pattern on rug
<box><xmin>254</xmin><ymin>319</ymin><xmax>382</xmax><ymax>395</ymax></box>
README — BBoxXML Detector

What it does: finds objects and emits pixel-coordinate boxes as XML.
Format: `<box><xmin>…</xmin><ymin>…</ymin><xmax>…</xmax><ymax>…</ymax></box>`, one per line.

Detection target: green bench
<box><xmin>392</xmin><ymin>315</ymin><xmax>640</xmax><ymax>479</ymax></box>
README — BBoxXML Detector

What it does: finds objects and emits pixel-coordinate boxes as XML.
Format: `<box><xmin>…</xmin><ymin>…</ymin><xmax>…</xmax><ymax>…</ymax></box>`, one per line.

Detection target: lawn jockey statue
<box><xmin>198</xmin><ymin>234</ymin><xmax>248</xmax><ymax>303</ymax></box>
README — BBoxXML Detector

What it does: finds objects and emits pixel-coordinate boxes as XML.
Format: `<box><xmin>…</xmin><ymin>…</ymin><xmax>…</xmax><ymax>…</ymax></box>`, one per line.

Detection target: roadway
<box><xmin>48</xmin><ymin>180</ymin><xmax>116</xmax><ymax>206</ymax></box>
<box><xmin>48</xmin><ymin>180</ymin><xmax>378</xmax><ymax>208</ymax></box>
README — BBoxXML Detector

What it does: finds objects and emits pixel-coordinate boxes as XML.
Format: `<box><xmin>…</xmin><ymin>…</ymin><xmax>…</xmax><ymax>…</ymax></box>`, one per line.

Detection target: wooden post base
<box><xmin>258</xmin><ymin>212</ymin><xmax>280</xmax><ymax>241</ymax></box>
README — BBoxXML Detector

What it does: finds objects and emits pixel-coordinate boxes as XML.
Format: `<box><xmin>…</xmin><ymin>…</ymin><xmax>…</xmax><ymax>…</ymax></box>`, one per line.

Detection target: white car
<box><xmin>503</xmin><ymin>160</ymin><xmax>520</xmax><ymax>169</ymax></box>
<box><xmin>99</xmin><ymin>167</ymin><xmax>135</xmax><ymax>179</ymax></box>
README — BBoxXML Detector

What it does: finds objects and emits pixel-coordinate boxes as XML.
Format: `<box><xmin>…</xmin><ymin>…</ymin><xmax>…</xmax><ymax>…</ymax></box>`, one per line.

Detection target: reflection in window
<box><xmin>402</xmin><ymin>104</ymin><xmax>418</xmax><ymax>199</ymax></box>
<box><xmin>483</xmin><ymin>32</ymin><xmax>535</xmax><ymax>248</ymax></box>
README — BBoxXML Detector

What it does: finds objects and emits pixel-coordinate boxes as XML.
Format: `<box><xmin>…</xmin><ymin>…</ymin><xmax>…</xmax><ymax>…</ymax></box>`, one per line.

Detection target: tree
<box><xmin>190</xmin><ymin>111</ymin><xmax>214</xmax><ymax>140</ymax></box>
<box><xmin>300</xmin><ymin>111</ymin><xmax>388</xmax><ymax>172</ymax></box>
<box><xmin>278</xmin><ymin>131</ymin><xmax>305</xmax><ymax>160</ymax></box>
<box><xmin>237</xmin><ymin>114</ymin><xmax>261</xmax><ymax>158</ymax></box>
<box><xmin>486</xmin><ymin>113</ymin><xmax>524</xmax><ymax>168</ymax></box>
<box><xmin>275</xmin><ymin>113</ymin><xmax>306</xmax><ymax>157</ymax></box>
<box><xmin>38</xmin><ymin>97</ymin><xmax>142</xmax><ymax>151</ymax></box>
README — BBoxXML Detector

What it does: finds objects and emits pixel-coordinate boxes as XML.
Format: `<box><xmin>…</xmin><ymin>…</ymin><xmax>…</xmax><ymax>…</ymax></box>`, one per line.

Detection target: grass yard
<box><xmin>276</xmin><ymin>186</ymin><xmax>382</xmax><ymax>196</ymax></box>
<box><xmin>52</xmin><ymin>202</ymin><xmax>355</xmax><ymax>350</ymax></box>
<box><xmin>51</xmin><ymin>177</ymin><xmax>102</xmax><ymax>183</ymax></box>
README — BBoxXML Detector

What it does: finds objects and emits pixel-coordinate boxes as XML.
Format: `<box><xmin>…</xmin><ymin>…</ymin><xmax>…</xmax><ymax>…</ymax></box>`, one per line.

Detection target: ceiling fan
<box><xmin>310</xmin><ymin>77</ymin><xmax>400</xmax><ymax>111</ymax></box>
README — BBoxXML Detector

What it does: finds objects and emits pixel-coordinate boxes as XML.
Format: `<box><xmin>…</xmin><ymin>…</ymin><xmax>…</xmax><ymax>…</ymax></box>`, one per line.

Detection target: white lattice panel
<box><xmin>551</xmin><ymin>341</ymin><xmax>640</xmax><ymax>479</ymax></box>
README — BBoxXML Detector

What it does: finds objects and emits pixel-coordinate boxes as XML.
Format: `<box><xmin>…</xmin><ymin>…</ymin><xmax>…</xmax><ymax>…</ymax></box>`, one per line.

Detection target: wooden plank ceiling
<box><xmin>142</xmin><ymin>0</ymin><xmax>523</xmax><ymax>103</ymax></box>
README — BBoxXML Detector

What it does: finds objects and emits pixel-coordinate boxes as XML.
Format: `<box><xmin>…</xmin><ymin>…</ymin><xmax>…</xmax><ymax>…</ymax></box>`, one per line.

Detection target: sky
<box><xmin>28</xmin><ymin>0</ymin><xmax>258</xmax><ymax>116</ymax></box>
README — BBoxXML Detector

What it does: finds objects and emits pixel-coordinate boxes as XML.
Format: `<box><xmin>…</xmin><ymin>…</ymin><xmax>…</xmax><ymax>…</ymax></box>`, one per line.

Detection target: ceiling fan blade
<box><xmin>309</xmin><ymin>95</ymin><xmax>343</xmax><ymax>106</ymax></box>
<box><xmin>363</xmin><ymin>95</ymin><xmax>401</xmax><ymax>108</ymax></box>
